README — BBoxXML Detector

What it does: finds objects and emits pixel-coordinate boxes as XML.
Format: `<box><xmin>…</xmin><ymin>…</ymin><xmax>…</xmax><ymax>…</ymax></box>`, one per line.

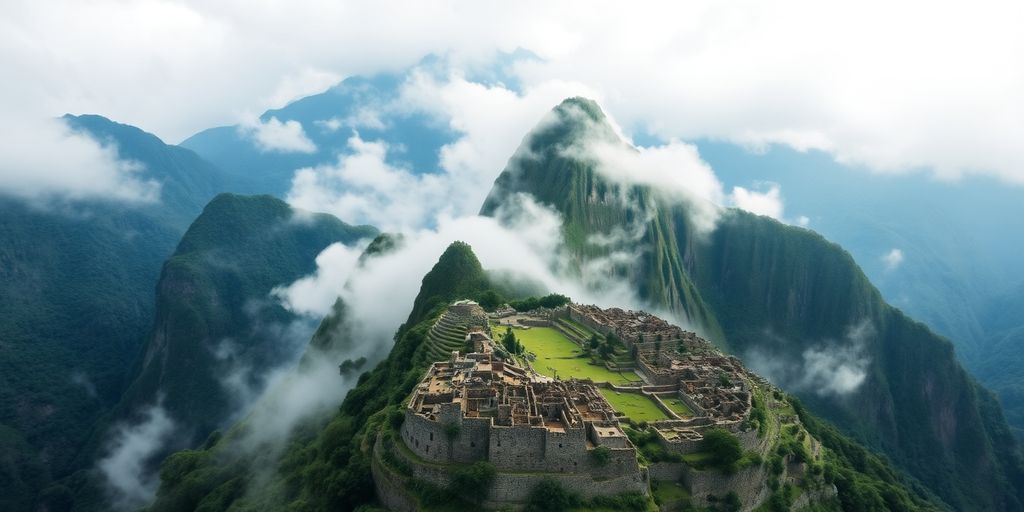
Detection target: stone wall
<box><xmin>568</xmin><ymin>307</ymin><xmax>614</xmax><ymax>336</ymax></box>
<box><xmin>379</xmin><ymin>433</ymin><xmax>649</xmax><ymax>508</ymax></box>
<box><xmin>402</xmin><ymin>409</ymin><xmax>493</xmax><ymax>464</ymax></box>
<box><xmin>682</xmin><ymin>463</ymin><xmax>772</xmax><ymax>512</ymax></box>
<box><xmin>488</xmin><ymin>424</ymin><xmax>547</xmax><ymax>470</ymax></box>
<box><xmin>636</xmin><ymin>356</ymin><xmax>677</xmax><ymax>386</ymax></box>
<box><xmin>648</xmin><ymin>462</ymin><xmax>686</xmax><ymax>482</ymax></box>
<box><xmin>520</xmin><ymin>318</ymin><xmax>552</xmax><ymax>328</ymax></box>
<box><xmin>371</xmin><ymin>438</ymin><xmax>419</xmax><ymax>512</ymax></box>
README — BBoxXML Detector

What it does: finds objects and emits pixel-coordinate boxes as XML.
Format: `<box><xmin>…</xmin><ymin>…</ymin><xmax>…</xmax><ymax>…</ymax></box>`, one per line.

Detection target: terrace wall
<box><xmin>377</xmin><ymin>433</ymin><xmax>648</xmax><ymax>509</ymax></box>
<box><xmin>402</xmin><ymin>408</ymin><xmax>493</xmax><ymax>464</ymax></box>
<box><xmin>520</xmin><ymin>318</ymin><xmax>552</xmax><ymax>328</ymax></box>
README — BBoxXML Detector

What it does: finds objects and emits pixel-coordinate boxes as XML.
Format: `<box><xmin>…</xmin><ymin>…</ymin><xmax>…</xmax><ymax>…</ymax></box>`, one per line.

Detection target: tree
<box><xmin>703</xmin><ymin>428</ymin><xmax>743</xmax><ymax>471</ymax></box>
<box><xmin>721</xmin><ymin>491</ymin><xmax>742</xmax><ymax>512</ymax></box>
<box><xmin>599</xmin><ymin>340</ymin><xmax>615</xmax><ymax>360</ymax></box>
<box><xmin>526</xmin><ymin>479</ymin><xmax>581</xmax><ymax>512</ymax></box>
<box><xmin>588</xmin><ymin>334</ymin><xmax>601</xmax><ymax>350</ymax></box>
<box><xmin>449</xmin><ymin>462</ymin><xmax>497</xmax><ymax>502</ymax></box>
<box><xmin>502</xmin><ymin>328</ymin><xmax>523</xmax><ymax>355</ymax></box>
<box><xmin>590</xmin><ymin>446</ymin><xmax>612</xmax><ymax>465</ymax></box>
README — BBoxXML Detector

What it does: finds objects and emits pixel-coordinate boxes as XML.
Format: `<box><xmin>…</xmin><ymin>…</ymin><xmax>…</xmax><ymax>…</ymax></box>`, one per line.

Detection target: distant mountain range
<box><xmin>2</xmin><ymin>63</ymin><xmax>1024</xmax><ymax>511</ymax></box>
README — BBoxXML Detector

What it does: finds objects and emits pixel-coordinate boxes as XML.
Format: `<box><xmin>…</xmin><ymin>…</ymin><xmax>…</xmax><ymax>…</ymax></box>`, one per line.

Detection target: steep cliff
<box><xmin>480</xmin><ymin>97</ymin><xmax>1024</xmax><ymax>511</ymax></box>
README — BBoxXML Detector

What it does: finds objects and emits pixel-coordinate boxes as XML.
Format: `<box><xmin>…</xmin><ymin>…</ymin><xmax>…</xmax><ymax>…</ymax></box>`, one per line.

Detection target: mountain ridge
<box><xmin>480</xmin><ymin>97</ymin><xmax>1024</xmax><ymax>511</ymax></box>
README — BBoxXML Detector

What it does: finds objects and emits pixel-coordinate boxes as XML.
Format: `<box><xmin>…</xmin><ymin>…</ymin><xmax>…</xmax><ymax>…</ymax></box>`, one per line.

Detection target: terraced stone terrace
<box><xmin>421</xmin><ymin>300</ymin><xmax>488</xmax><ymax>361</ymax></box>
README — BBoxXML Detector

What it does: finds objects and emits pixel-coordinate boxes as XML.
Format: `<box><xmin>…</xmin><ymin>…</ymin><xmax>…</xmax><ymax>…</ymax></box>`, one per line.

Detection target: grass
<box><xmin>662</xmin><ymin>397</ymin><xmax>694</xmax><ymax>417</ymax></box>
<box><xmin>498</xmin><ymin>325</ymin><xmax>641</xmax><ymax>385</ymax></box>
<box><xmin>599</xmin><ymin>389</ymin><xmax>670</xmax><ymax>423</ymax></box>
<box><xmin>651</xmin><ymin>479</ymin><xmax>690</xmax><ymax>507</ymax></box>
<box><xmin>681</xmin><ymin>450</ymin><xmax>715</xmax><ymax>466</ymax></box>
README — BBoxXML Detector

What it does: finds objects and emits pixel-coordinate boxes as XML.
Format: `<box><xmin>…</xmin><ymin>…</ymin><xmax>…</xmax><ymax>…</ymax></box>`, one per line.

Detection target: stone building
<box><xmin>401</xmin><ymin>334</ymin><xmax>641</xmax><ymax>479</ymax></box>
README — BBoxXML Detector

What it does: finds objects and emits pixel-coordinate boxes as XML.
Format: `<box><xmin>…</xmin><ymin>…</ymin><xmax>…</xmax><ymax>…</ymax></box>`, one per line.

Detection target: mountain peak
<box><xmin>525</xmin><ymin>97</ymin><xmax>620</xmax><ymax>153</ymax></box>
<box><xmin>407</xmin><ymin>241</ymin><xmax>489</xmax><ymax>324</ymax></box>
<box><xmin>552</xmin><ymin>96</ymin><xmax>606</xmax><ymax>123</ymax></box>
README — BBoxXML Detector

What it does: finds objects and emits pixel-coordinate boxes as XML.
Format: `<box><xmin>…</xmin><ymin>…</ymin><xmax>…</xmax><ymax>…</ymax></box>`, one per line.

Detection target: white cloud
<box><xmin>882</xmin><ymin>248</ymin><xmax>905</xmax><ymax>271</ymax></box>
<box><xmin>225</xmin><ymin>195</ymin><xmax>654</xmax><ymax>470</ymax></box>
<box><xmin>97</xmin><ymin>403</ymin><xmax>176</xmax><ymax>511</ymax></box>
<box><xmin>286</xmin><ymin>134</ymin><xmax>449</xmax><ymax>231</ymax></box>
<box><xmin>0</xmin><ymin>116</ymin><xmax>160</xmax><ymax>203</ymax></box>
<box><xmin>7</xmin><ymin>0</ymin><xmax>1024</xmax><ymax>184</ymax></box>
<box><xmin>241</xmin><ymin>116</ymin><xmax>317</xmax><ymax>153</ymax></box>
<box><xmin>287</xmin><ymin>74</ymin><xmax>598</xmax><ymax>232</ymax></box>
<box><xmin>729</xmin><ymin>183</ymin><xmax>784</xmax><ymax>220</ymax></box>
<box><xmin>746</xmin><ymin>320</ymin><xmax>873</xmax><ymax>397</ymax></box>
<box><xmin>271</xmin><ymin>241</ymin><xmax>368</xmax><ymax>316</ymax></box>
<box><xmin>263</xmin><ymin>68</ymin><xmax>341</xmax><ymax>110</ymax></box>
<box><xmin>796</xmin><ymin>215</ymin><xmax>810</xmax><ymax>227</ymax></box>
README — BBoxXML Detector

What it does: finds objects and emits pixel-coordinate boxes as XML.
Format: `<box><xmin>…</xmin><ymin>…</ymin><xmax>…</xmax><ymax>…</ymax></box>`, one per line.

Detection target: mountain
<box><xmin>0</xmin><ymin>115</ymin><xmax>229</xmax><ymax>510</ymax></box>
<box><xmin>694</xmin><ymin>139</ymin><xmax>1024</xmax><ymax>438</ymax></box>
<box><xmin>481</xmin><ymin>98</ymin><xmax>1024</xmax><ymax>511</ymax></box>
<box><xmin>970</xmin><ymin>283</ymin><xmax>1024</xmax><ymax>439</ymax></box>
<box><xmin>147</xmin><ymin>240</ymin><xmax>495</xmax><ymax>510</ymax></box>
<box><xmin>92</xmin><ymin>194</ymin><xmax>375</xmax><ymax>465</ymax></box>
<box><xmin>180</xmin><ymin>70</ymin><xmax>458</xmax><ymax>197</ymax></box>
<box><xmin>149</xmin><ymin>242</ymin><xmax>937</xmax><ymax>511</ymax></box>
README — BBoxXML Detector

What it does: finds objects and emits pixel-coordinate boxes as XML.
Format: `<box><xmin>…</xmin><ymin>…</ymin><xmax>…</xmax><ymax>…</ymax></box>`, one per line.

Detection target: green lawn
<box><xmin>663</xmin><ymin>396</ymin><xmax>695</xmax><ymax>417</ymax></box>
<box><xmin>502</xmin><ymin>325</ymin><xmax>641</xmax><ymax>385</ymax></box>
<box><xmin>599</xmin><ymin>389</ymin><xmax>670</xmax><ymax>423</ymax></box>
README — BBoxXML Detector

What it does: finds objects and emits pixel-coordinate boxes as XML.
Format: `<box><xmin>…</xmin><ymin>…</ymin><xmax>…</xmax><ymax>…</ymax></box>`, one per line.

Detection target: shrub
<box><xmin>388</xmin><ymin>409</ymin><xmax>405</xmax><ymax>430</ymax></box>
<box><xmin>590</xmin><ymin>446</ymin><xmax>612</xmax><ymax>465</ymax></box>
<box><xmin>444</xmin><ymin>422</ymin><xmax>461</xmax><ymax>440</ymax></box>
<box><xmin>721</xmin><ymin>491</ymin><xmax>742</xmax><ymax>512</ymax></box>
<box><xmin>703</xmin><ymin>428</ymin><xmax>743</xmax><ymax>471</ymax></box>
<box><xmin>449</xmin><ymin>462</ymin><xmax>496</xmax><ymax>502</ymax></box>
<box><xmin>525</xmin><ymin>479</ymin><xmax>581</xmax><ymax>512</ymax></box>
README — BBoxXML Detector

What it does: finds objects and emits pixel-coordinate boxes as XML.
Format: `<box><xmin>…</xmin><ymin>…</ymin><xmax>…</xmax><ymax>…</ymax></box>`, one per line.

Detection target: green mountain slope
<box><xmin>480</xmin><ymin>98</ymin><xmax>1024</xmax><ymax>511</ymax></box>
<box><xmin>148</xmin><ymin>242</ymin><xmax>936</xmax><ymax>511</ymax></box>
<box><xmin>147</xmin><ymin>240</ymin><xmax>494</xmax><ymax>511</ymax></box>
<box><xmin>0</xmin><ymin>115</ymin><xmax>230</xmax><ymax>510</ymax></box>
<box><xmin>106</xmin><ymin>194</ymin><xmax>375</xmax><ymax>451</ymax></box>
<box><xmin>968</xmin><ymin>283</ymin><xmax>1024</xmax><ymax>440</ymax></box>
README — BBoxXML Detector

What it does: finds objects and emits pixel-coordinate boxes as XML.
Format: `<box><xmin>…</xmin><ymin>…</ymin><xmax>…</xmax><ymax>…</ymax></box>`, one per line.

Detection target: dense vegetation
<box><xmin>480</xmin><ymin>97</ymin><xmax>1024</xmax><ymax>510</ymax></box>
<box><xmin>149</xmin><ymin>241</ymin><xmax>496</xmax><ymax>510</ymax></box>
<box><xmin>0</xmin><ymin>115</ymin><xmax>230</xmax><ymax>510</ymax></box>
<box><xmin>108</xmin><ymin>193</ymin><xmax>375</xmax><ymax>452</ymax></box>
<box><xmin>149</xmin><ymin>242</ymin><xmax>937</xmax><ymax>511</ymax></box>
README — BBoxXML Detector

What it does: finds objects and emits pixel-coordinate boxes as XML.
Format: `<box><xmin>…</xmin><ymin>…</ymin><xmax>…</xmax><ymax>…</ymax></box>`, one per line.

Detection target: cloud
<box><xmin>70</xmin><ymin>370</ymin><xmax>98</xmax><ymax>398</ymax></box>
<box><xmin>241</xmin><ymin>116</ymin><xmax>317</xmax><ymax>153</ymax></box>
<box><xmin>285</xmin><ymin>134</ymin><xmax>449</xmax><ymax>231</ymax></box>
<box><xmin>97</xmin><ymin>403</ymin><xmax>176</xmax><ymax>511</ymax></box>
<box><xmin>796</xmin><ymin>215</ymin><xmax>810</xmax><ymax>227</ymax></box>
<box><xmin>729</xmin><ymin>183</ymin><xmax>784</xmax><ymax>220</ymax></box>
<box><xmin>287</xmin><ymin>73</ymin><xmax>596</xmax><ymax>232</ymax></box>
<box><xmin>0</xmin><ymin>116</ymin><xmax>160</xmax><ymax>203</ymax></box>
<box><xmin>315</xmin><ymin>107</ymin><xmax>388</xmax><ymax>132</ymax></box>
<box><xmin>882</xmin><ymin>248</ymin><xmax>905</xmax><ymax>271</ymax></box>
<box><xmin>6</xmin><ymin>0</ymin><xmax>1024</xmax><ymax>183</ymax></box>
<box><xmin>746</xmin><ymin>320</ymin><xmax>873</xmax><ymax>397</ymax></box>
<box><xmin>271</xmin><ymin>241</ymin><xmax>368</xmax><ymax>317</ymax></box>
<box><xmin>220</xmin><ymin>195</ymin><xmax>654</xmax><ymax>474</ymax></box>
